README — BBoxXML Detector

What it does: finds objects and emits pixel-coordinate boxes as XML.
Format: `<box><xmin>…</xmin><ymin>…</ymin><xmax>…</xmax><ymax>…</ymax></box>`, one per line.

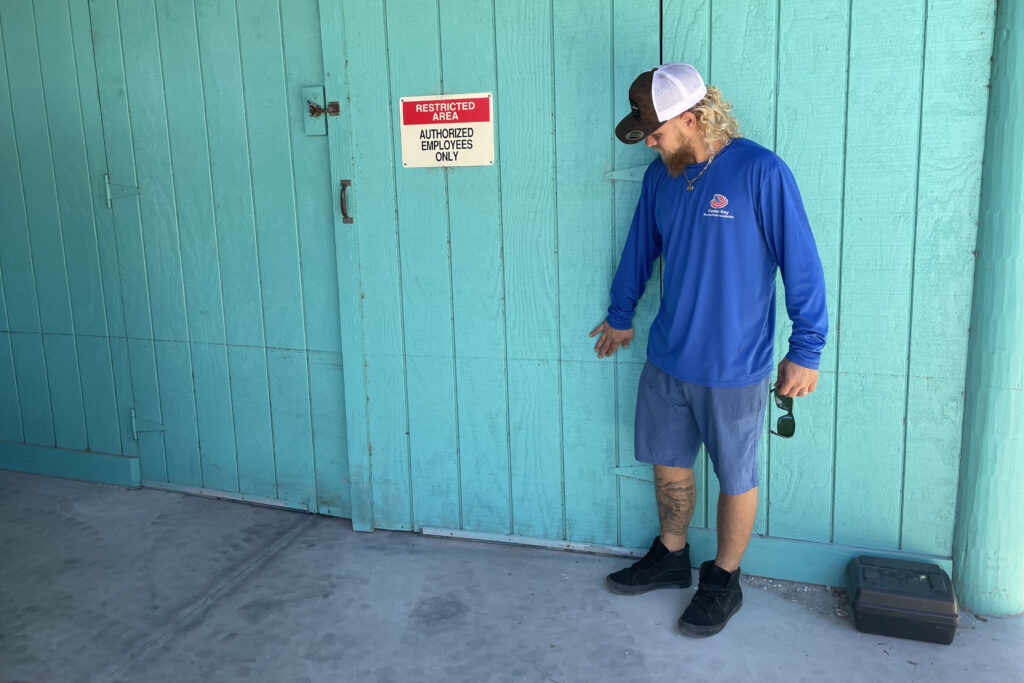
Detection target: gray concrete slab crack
<box><xmin>89</xmin><ymin>514</ymin><xmax>317</xmax><ymax>683</ymax></box>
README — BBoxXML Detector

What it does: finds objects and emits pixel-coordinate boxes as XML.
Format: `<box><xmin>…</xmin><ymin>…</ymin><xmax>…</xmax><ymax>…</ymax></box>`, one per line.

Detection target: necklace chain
<box><xmin>683</xmin><ymin>138</ymin><xmax>731</xmax><ymax>191</ymax></box>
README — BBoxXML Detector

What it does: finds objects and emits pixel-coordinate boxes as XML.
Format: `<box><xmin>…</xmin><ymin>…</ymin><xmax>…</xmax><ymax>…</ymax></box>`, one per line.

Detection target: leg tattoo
<box><xmin>655</xmin><ymin>471</ymin><xmax>696</xmax><ymax>538</ymax></box>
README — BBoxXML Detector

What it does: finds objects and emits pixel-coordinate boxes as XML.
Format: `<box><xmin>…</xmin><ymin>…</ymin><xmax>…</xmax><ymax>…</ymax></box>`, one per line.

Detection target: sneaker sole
<box><xmin>605</xmin><ymin>576</ymin><xmax>692</xmax><ymax>595</ymax></box>
<box><xmin>676</xmin><ymin>600</ymin><xmax>743</xmax><ymax>637</ymax></box>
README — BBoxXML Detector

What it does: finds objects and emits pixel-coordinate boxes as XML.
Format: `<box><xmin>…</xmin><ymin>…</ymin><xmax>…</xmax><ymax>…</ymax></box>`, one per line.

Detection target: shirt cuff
<box><xmin>606</xmin><ymin>307</ymin><xmax>634</xmax><ymax>331</ymax></box>
<box><xmin>785</xmin><ymin>349</ymin><xmax>821</xmax><ymax>371</ymax></box>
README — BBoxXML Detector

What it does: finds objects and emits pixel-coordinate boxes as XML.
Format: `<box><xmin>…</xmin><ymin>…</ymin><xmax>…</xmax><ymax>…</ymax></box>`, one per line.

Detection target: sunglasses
<box><xmin>770</xmin><ymin>388</ymin><xmax>795</xmax><ymax>438</ymax></box>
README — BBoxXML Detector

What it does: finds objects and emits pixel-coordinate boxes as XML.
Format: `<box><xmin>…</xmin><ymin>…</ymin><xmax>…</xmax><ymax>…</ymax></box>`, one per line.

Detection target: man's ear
<box><xmin>678</xmin><ymin>111</ymin><xmax>697</xmax><ymax>128</ymax></box>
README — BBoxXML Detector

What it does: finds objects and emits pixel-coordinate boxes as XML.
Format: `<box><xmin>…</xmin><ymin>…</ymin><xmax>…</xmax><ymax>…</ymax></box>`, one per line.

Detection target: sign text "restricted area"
<box><xmin>400</xmin><ymin>93</ymin><xmax>494</xmax><ymax>168</ymax></box>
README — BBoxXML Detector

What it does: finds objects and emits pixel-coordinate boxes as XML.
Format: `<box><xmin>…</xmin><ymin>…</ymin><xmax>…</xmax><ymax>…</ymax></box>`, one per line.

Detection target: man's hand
<box><xmin>775</xmin><ymin>358</ymin><xmax>818</xmax><ymax>397</ymax></box>
<box><xmin>590</xmin><ymin>321</ymin><xmax>634</xmax><ymax>358</ymax></box>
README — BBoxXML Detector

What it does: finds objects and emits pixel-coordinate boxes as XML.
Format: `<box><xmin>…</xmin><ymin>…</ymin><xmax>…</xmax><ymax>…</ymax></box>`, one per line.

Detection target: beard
<box><xmin>660</xmin><ymin>142</ymin><xmax>698</xmax><ymax>178</ymax></box>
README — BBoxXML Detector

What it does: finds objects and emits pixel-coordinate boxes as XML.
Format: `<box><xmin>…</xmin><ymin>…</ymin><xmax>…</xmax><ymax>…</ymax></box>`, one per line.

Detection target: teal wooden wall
<box><xmin>0</xmin><ymin>0</ymin><xmax>351</xmax><ymax>516</ymax></box>
<box><xmin>0</xmin><ymin>0</ymin><xmax>138</xmax><ymax>483</ymax></box>
<box><xmin>0</xmin><ymin>0</ymin><xmax>998</xmax><ymax>584</ymax></box>
<box><xmin>327</xmin><ymin>0</ymin><xmax>994</xmax><ymax>574</ymax></box>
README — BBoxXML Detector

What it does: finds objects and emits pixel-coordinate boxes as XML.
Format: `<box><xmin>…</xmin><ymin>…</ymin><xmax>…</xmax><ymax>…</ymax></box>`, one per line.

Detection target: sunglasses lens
<box><xmin>774</xmin><ymin>393</ymin><xmax>793</xmax><ymax>410</ymax></box>
<box><xmin>777</xmin><ymin>415</ymin><xmax>795</xmax><ymax>437</ymax></box>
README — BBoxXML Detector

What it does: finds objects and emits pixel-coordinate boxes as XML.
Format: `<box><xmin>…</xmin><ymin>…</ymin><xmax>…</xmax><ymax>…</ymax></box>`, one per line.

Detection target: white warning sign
<box><xmin>400</xmin><ymin>92</ymin><xmax>494</xmax><ymax>168</ymax></box>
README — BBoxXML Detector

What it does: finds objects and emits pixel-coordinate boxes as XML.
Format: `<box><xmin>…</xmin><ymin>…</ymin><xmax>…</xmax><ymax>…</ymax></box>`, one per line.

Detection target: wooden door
<box><xmin>88</xmin><ymin>0</ymin><xmax>351</xmax><ymax>515</ymax></box>
<box><xmin>324</xmin><ymin>0</ymin><xmax>665</xmax><ymax>546</ymax></box>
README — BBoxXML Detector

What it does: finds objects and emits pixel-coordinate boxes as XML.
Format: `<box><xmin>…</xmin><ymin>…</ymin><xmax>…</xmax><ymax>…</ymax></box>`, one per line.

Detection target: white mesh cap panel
<box><xmin>651</xmin><ymin>63</ymin><xmax>707</xmax><ymax>122</ymax></box>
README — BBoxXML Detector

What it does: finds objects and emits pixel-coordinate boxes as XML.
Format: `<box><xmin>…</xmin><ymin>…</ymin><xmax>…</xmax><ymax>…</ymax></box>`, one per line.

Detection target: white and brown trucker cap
<box><xmin>615</xmin><ymin>63</ymin><xmax>708</xmax><ymax>144</ymax></box>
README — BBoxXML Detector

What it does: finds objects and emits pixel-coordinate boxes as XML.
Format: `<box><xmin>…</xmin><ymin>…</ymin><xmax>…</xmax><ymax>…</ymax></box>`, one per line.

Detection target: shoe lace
<box><xmin>690</xmin><ymin>585</ymin><xmax>725</xmax><ymax>612</ymax></box>
<box><xmin>631</xmin><ymin>547</ymin><xmax>664</xmax><ymax>571</ymax></box>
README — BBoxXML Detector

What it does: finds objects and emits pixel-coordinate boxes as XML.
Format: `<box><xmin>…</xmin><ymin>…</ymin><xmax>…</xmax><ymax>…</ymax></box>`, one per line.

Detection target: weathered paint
<box><xmin>322</xmin><ymin>0</ymin><xmax>997</xmax><ymax>573</ymax></box>
<box><xmin>954</xmin><ymin>0</ymin><xmax>1024</xmax><ymax>616</ymax></box>
<box><xmin>0</xmin><ymin>0</ymin><xmax>1013</xmax><ymax>601</ymax></box>
<box><xmin>0</xmin><ymin>0</ymin><xmax>351</xmax><ymax>516</ymax></box>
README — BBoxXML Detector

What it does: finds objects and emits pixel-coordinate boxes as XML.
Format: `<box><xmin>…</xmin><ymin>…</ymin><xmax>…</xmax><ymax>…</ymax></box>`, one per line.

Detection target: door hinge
<box><xmin>104</xmin><ymin>173</ymin><xmax>141</xmax><ymax>209</ymax></box>
<box><xmin>610</xmin><ymin>465</ymin><xmax>654</xmax><ymax>482</ymax></box>
<box><xmin>130</xmin><ymin>408</ymin><xmax>165</xmax><ymax>441</ymax></box>
<box><xmin>606</xmin><ymin>166</ymin><xmax>648</xmax><ymax>182</ymax></box>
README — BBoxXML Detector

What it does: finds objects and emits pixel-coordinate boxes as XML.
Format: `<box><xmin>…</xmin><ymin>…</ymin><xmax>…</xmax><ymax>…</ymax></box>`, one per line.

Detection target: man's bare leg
<box><xmin>714</xmin><ymin>487</ymin><xmax>758</xmax><ymax>572</ymax></box>
<box><xmin>654</xmin><ymin>465</ymin><xmax>696</xmax><ymax>551</ymax></box>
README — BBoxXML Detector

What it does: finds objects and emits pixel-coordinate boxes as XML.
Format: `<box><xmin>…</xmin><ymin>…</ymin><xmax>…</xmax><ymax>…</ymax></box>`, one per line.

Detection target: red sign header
<box><xmin>402</xmin><ymin>97</ymin><xmax>491</xmax><ymax>125</ymax></box>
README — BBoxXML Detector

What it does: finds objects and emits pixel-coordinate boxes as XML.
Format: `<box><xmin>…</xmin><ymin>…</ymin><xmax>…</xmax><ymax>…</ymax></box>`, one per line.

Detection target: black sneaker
<box><xmin>677</xmin><ymin>560</ymin><xmax>743</xmax><ymax>637</ymax></box>
<box><xmin>605</xmin><ymin>537</ymin><xmax>692</xmax><ymax>595</ymax></box>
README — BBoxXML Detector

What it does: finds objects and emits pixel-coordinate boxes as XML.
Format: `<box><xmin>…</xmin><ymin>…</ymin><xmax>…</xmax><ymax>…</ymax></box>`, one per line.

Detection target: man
<box><xmin>590</xmin><ymin>63</ymin><xmax>827</xmax><ymax>637</ymax></box>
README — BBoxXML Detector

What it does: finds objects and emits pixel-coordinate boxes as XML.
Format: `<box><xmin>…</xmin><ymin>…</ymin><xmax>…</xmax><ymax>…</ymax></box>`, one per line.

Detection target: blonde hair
<box><xmin>689</xmin><ymin>86</ymin><xmax>741</xmax><ymax>151</ymax></box>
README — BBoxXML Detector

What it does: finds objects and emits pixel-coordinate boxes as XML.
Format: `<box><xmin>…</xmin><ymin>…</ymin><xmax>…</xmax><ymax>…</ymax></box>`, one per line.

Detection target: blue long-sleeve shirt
<box><xmin>608</xmin><ymin>137</ymin><xmax>828</xmax><ymax>387</ymax></box>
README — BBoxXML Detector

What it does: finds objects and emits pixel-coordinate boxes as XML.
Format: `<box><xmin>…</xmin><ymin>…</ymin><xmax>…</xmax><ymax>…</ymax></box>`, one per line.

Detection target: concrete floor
<box><xmin>1</xmin><ymin>471</ymin><xmax>1021</xmax><ymax>683</ymax></box>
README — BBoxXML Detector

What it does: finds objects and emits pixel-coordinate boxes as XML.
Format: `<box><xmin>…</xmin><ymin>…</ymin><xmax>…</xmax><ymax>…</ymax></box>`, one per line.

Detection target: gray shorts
<box><xmin>634</xmin><ymin>361</ymin><xmax>770</xmax><ymax>495</ymax></box>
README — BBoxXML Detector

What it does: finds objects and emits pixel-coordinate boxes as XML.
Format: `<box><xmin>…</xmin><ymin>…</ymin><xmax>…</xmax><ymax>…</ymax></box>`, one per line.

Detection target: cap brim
<box><xmin>615</xmin><ymin>112</ymin><xmax>658</xmax><ymax>144</ymax></box>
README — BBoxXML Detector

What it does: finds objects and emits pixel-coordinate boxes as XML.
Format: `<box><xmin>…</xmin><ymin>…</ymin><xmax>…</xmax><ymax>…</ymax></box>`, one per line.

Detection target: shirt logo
<box><xmin>703</xmin><ymin>193</ymin><xmax>734</xmax><ymax>220</ymax></box>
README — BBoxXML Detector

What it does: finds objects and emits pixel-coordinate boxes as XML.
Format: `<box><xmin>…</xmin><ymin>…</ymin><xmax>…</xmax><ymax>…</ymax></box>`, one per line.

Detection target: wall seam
<box><xmin>380</xmin><ymin>0</ymin><xmax>416</xmax><ymax>530</ymax></box>
<box><xmin>490</xmin><ymin>0</ymin><xmax>514</xmax><ymax>536</ymax></box>
<box><xmin>899</xmin><ymin>0</ymin><xmax>930</xmax><ymax>551</ymax></box>
<box><xmin>153</xmin><ymin>0</ymin><xmax>204</xmax><ymax>488</ymax></box>
<box><xmin>830</xmin><ymin>0</ymin><xmax>854</xmax><ymax>544</ymax></box>
<box><xmin>233</xmin><ymin>0</ymin><xmax>279</xmax><ymax>497</ymax></box>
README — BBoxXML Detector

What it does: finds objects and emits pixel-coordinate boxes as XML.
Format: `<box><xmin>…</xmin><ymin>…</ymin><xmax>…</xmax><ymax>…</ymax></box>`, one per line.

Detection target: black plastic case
<box><xmin>847</xmin><ymin>555</ymin><xmax>959</xmax><ymax>645</ymax></box>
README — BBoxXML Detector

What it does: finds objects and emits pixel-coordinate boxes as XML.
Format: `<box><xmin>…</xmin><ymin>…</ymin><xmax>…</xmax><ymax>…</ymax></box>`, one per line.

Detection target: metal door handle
<box><xmin>340</xmin><ymin>179</ymin><xmax>353</xmax><ymax>224</ymax></box>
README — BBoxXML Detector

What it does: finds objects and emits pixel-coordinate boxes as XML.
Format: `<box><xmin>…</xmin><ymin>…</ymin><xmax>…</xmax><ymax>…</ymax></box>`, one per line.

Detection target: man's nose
<box><xmin>645</xmin><ymin>135</ymin><xmax>656</xmax><ymax>148</ymax></box>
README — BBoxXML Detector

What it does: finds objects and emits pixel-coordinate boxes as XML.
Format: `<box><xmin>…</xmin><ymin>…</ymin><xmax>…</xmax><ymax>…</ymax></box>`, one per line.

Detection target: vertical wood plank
<box><xmin>194</xmin><ymin>0</ymin><xmax>264</xmax><ymax>349</ymax></box>
<box><xmin>901</xmin><ymin>0</ymin><xmax>993</xmax><ymax>556</ymax></box>
<box><xmin>154</xmin><ymin>339</ymin><xmax>201</xmax><ymax>487</ymax></box>
<box><xmin>0</xmin><ymin>1</ymin><xmax>74</xmax><ymax>336</ymax></box>
<box><xmin>309</xmin><ymin>350</ymin><xmax>351</xmax><ymax>518</ymax></box>
<box><xmin>438</xmin><ymin>0</ymin><xmax>511</xmax><ymax>534</ymax></box>
<box><xmin>616</xmin><ymin>0</ymin><xmax>664</xmax><ymax>546</ymax></box>
<box><xmin>767</xmin><ymin>0</ymin><xmax>849</xmax><ymax>543</ymax></box>
<box><xmin>279</xmin><ymin>0</ymin><xmax>352</xmax><ymax>519</ymax></box>
<box><xmin>554</xmin><ymin>0</ymin><xmax>617</xmax><ymax>545</ymax></box>
<box><xmin>282</xmin><ymin>0</ymin><xmax>339</xmax><ymax>355</ymax></box>
<box><xmin>267</xmin><ymin>347</ymin><xmax>316</xmax><ymax>510</ymax></box>
<box><xmin>0</xmin><ymin>332</ymin><xmax>24</xmax><ymax>442</ymax></box>
<box><xmin>128</xmin><ymin>338</ymin><xmax>166</xmax><ymax>481</ymax></box>
<box><xmin>321</xmin><ymin>0</ymin><xmax>371</xmax><ymax>529</ymax></box>
<box><xmin>495</xmin><ymin>0</ymin><xmax>564</xmax><ymax>540</ymax></box>
<box><xmin>661</xmin><ymin>0</ymin><xmax>711</xmax><ymax>73</ymax></box>
<box><xmin>342</xmin><ymin>0</ymin><xmax>410</xmax><ymax>531</ymax></box>
<box><xmin>153</xmin><ymin>0</ymin><xmax>238</xmax><ymax>492</ymax></box>
<box><xmin>0</xmin><ymin>16</ymin><xmax>43</xmax><ymax>337</ymax></box>
<box><xmin>117</xmin><ymin>0</ymin><xmax>189</xmax><ymax>343</ymax></box>
<box><xmin>194</xmin><ymin>0</ymin><xmax>277</xmax><ymax>499</ymax></box>
<box><xmin>228</xmin><ymin>345</ymin><xmax>276</xmax><ymax>499</ymax></box>
<box><xmin>236</xmin><ymin>0</ymin><xmax>306</xmax><ymax>352</ymax></box>
<box><xmin>191</xmin><ymin>342</ymin><xmax>238</xmax><ymax>492</ymax></box>
<box><xmin>77</xmin><ymin>335</ymin><xmax>122</xmax><ymax>454</ymax></box>
<box><xmin>35</xmin><ymin>0</ymin><xmax>107</xmax><ymax>339</ymax></box>
<box><xmin>70</xmin><ymin>0</ymin><xmax>127</xmax><ymax>341</ymax></box>
<box><xmin>89</xmin><ymin>0</ymin><xmax>153</xmax><ymax>342</ymax></box>
<box><xmin>66</xmin><ymin>0</ymin><xmax>132</xmax><ymax>458</ymax></box>
<box><xmin>42</xmin><ymin>334</ymin><xmax>88</xmax><ymax>450</ymax></box>
<box><xmin>386</xmin><ymin>0</ymin><xmax>460</xmax><ymax>531</ymax></box>
<box><xmin>154</xmin><ymin>0</ymin><xmax>226</xmax><ymax>346</ymax></box>
<box><xmin>10</xmin><ymin>333</ymin><xmax>55</xmax><ymax>445</ymax></box>
<box><xmin>833</xmin><ymin>0</ymin><xmax>926</xmax><ymax>549</ymax></box>
<box><xmin>616</xmin><ymin>363</ymin><xmax>659</xmax><ymax>547</ymax></box>
<box><xmin>108</xmin><ymin>337</ymin><xmax>138</xmax><ymax>457</ymax></box>
<box><xmin>708</xmin><ymin>0</ymin><xmax>777</xmax><ymax>148</ymax></box>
